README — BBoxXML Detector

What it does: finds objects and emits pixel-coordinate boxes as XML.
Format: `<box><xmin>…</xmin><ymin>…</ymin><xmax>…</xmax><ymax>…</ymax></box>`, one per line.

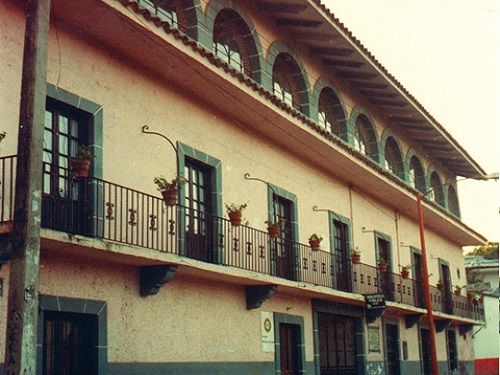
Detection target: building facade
<box><xmin>0</xmin><ymin>0</ymin><xmax>488</xmax><ymax>374</ymax></box>
<box><xmin>465</xmin><ymin>252</ymin><xmax>499</xmax><ymax>375</ymax></box>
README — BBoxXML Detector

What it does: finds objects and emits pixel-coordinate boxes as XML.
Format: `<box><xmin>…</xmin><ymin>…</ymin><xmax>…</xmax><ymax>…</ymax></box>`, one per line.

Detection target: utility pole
<box><xmin>3</xmin><ymin>0</ymin><xmax>51</xmax><ymax>373</ymax></box>
<box><xmin>416</xmin><ymin>193</ymin><xmax>439</xmax><ymax>375</ymax></box>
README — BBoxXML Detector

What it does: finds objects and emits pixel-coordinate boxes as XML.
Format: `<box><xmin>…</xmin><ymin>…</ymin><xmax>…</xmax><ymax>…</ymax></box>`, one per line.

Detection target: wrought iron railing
<box><xmin>0</xmin><ymin>155</ymin><xmax>484</xmax><ymax>320</ymax></box>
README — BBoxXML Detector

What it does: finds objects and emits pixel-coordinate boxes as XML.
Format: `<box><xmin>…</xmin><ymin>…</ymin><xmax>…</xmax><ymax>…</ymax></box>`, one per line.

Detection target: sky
<box><xmin>322</xmin><ymin>0</ymin><xmax>500</xmax><ymax>242</ymax></box>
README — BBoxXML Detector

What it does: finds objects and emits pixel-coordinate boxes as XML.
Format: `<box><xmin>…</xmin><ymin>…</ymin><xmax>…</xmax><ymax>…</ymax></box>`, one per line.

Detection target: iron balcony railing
<box><xmin>0</xmin><ymin>155</ymin><xmax>485</xmax><ymax>321</ymax></box>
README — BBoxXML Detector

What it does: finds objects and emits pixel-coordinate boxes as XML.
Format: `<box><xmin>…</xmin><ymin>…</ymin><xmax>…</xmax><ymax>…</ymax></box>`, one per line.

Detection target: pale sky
<box><xmin>322</xmin><ymin>0</ymin><xmax>500</xmax><ymax>242</ymax></box>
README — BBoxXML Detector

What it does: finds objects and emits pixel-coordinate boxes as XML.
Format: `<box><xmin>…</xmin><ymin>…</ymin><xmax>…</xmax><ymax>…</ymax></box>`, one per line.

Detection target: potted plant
<box><xmin>378</xmin><ymin>258</ymin><xmax>388</xmax><ymax>272</ymax></box>
<box><xmin>436</xmin><ymin>280</ymin><xmax>444</xmax><ymax>290</ymax></box>
<box><xmin>265</xmin><ymin>219</ymin><xmax>283</xmax><ymax>239</ymax></box>
<box><xmin>71</xmin><ymin>145</ymin><xmax>93</xmax><ymax>178</ymax></box>
<box><xmin>153</xmin><ymin>175</ymin><xmax>184</xmax><ymax>206</ymax></box>
<box><xmin>225</xmin><ymin>203</ymin><xmax>247</xmax><ymax>226</ymax></box>
<box><xmin>351</xmin><ymin>248</ymin><xmax>361</xmax><ymax>264</ymax></box>
<box><xmin>308</xmin><ymin>234</ymin><xmax>323</xmax><ymax>251</ymax></box>
<box><xmin>401</xmin><ymin>265</ymin><xmax>410</xmax><ymax>279</ymax></box>
<box><xmin>453</xmin><ymin>285</ymin><xmax>462</xmax><ymax>296</ymax></box>
<box><xmin>466</xmin><ymin>291</ymin><xmax>475</xmax><ymax>301</ymax></box>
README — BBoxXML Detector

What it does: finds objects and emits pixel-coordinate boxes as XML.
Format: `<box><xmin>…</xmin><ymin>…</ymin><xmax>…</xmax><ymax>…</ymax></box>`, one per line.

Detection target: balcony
<box><xmin>0</xmin><ymin>155</ymin><xmax>484</xmax><ymax>321</ymax></box>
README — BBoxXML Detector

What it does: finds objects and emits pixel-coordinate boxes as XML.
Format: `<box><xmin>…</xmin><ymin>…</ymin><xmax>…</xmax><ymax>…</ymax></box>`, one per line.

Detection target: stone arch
<box><xmin>379</xmin><ymin>129</ymin><xmax>406</xmax><ymax>181</ymax></box>
<box><xmin>311</xmin><ymin>77</ymin><xmax>348</xmax><ymax>142</ymax></box>
<box><xmin>447</xmin><ymin>184</ymin><xmax>460</xmax><ymax>217</ymax></box>
<box><xmin>349</xmin><ymin>106</ymin><xmax>379</xmax><ymax>163</ymax></box>
<box><xmin>204</xmin><ymin>0</ymin><xmax>265</xmax><ymax>83</ymax></box>
<box><xmin>405</xmin><ymin>149</ymin><xmax>427</xmax><ymax>193</ymax></box>
<box><xmin>266</xmin><ymin>41</ymin><xmax>311</xmax><ymax>116</ymax></box>
<box><xmin>139</xmin><ymin>0</ymin><xmax>202</xmax><ymax>41</ymax></box>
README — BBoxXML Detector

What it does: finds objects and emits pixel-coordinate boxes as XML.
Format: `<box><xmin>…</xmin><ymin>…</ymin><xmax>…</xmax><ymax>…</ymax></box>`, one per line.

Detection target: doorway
<box><xmin>384</xmin><ymin>323</ymin><xmax>401</xmax><ymax>375</ymax></box>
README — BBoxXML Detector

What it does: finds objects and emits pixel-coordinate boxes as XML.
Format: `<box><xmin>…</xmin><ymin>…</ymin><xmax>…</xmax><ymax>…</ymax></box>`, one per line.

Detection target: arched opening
<box><xmin>409</xmin><ymin>156</ymin><xmax>426</xmax><ymax>193</ymax></box>
<box><xmin>429</xmin><ymin>172</ymin><xmax>445</xmax><ymax>207</ymax></box>
<box><xmin>318</xmin><ymin>87</ymin><xmax>347</xmax><ymax>141</ymax></box>
<box><xmin>384</xmin><ymin>137</ymin><xmax>404</xmax><ymax>179</ymax></box>
<box><xmin>448</xmin><ymin>185</ymin><xmax>460</xmax><ymax>217</ymax></box>
<box><xmin>139</xmin><ymin>0</ymin><xmax>197</xmax><ymax>38</ymax></box>
<box><xmin>213</xmin><ymin>9</ymin><xmax>259</xmax><ymax>78</ymax></box>
<box><xmin>272</xmin><ymin>53</ymin><xmax>307</xmax><ymax>113</ymax></box>
<box><xmin>354</xmin><ymin>114</ymin><xmax>378</xmax><ymax>162</ymax></box>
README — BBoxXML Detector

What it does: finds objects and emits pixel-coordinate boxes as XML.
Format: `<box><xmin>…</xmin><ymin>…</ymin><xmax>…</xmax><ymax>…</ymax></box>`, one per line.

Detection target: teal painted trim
<box><xmin>46</xmin><ymin>83</ymin><xmax>104</xmax><ymax>237</ymax></box>
<box><xmin>268</xmin><ymin>184</ymin><xmax>299</xmax><ymax>280</ymax></box>
<box><xmin>177</xmin><ymin>142</ymin><xmax>223</xmax><ymax>260</ymax></box>
<box><xmin>404</xmin><ymin>149</ymin><xmax>428</xmax><ymax>194</ymax></box>
<box><xmin>274</xmin><ymin>313</ymin><xmax>307</xmax><ymax>374</ymax></box>
<box><xmin>445</xmin><ymin>181</ymin><xmax>461</xmax><ymax>218</ymax></box>
<box><xmin>37</xmin><ymin>295</ymin><xmax>107</xmax><ymax>375</ymax></box>
<box><xmin>379</xmin><ymin>129</ymin><xmax>407</xmax><ymax>182</ymax></box>
<box><xmin>203</xmin><ymin>0</ymin><xmax>265</xmax><ymax>84</ymax></box>
<box><xmin>374</xmin><ymin>231</ymin><xmax>393</xmax><ymax>272</ymax></box>
<box><xmin>312</xmin><ymin>301</ymin><xmax>365</xmax><ymax>375</ymax></box>
<box><xmin>265</xmin><ymin>40</ymin><xmax>311</xmax><ymax>116</ymax></box>
<box><xmin>310</xmin><ymin>77</ymin><xmax>349</xmax><ymax>142</ymax></box>
<box><xmin>426</xmin><ymin>167</ymin><xmax>446</xmax><ymax>208</ymax></box>
<box><xmin>108</xmin><ymin>362</ymin><xmax>274</xmax><ymax>375</ymax></box>
<box><xmin>349</xmin><ymin>105</ymin><xmax>380</xmax><ymax>163</ymax></box>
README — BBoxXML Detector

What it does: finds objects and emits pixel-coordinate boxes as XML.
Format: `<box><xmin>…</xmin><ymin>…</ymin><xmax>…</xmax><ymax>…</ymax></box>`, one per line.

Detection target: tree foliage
<box><xmin>467</xmin><ymin>241</ymin><xmax>499</xmax><ymax>259</ymax></box>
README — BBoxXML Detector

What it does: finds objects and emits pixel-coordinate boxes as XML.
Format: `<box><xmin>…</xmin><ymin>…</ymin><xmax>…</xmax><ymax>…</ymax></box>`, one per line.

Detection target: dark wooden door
<box><xmin>385</xmin><ymin>323</ymin><xmax>401</xmax><ymax>375</ymax></box>
<box><xmin>280</xmin><ymin>324</ymin><xmax>300</xmax><ymax>375</ymax></box>
<box><xmin>332</xmin><ymin>220</ymin><xmax>351</xmax><ymax>292</ymax></box>
<box><xmin>440</xmin><ymin>263</ymin><xmax>453</xmax><ymax>314</ymax></box>
<box><xmin>318</xmin><ymin>313</ymin><xmax>357</xmax><ymax>375</ymax></box>
<box><xmin>43</xmin><ymin>311</ymin><xmax>97</xmax><ymax>375</ymax></box>
<box><xmin>446</xmin><ymin>330</ymin><xmax>458</xmax><ymax>373</ymax></box>
<box><xmin>273</xmin><ymin>195</ymin><xmax>296</xmax><ymax>280</ymax></box>
<box><xmin>420</xmin><ymin>328</ymin><xmax>432</xmax><ymax>375</ymax></box>
<box><xmin>377</xmin><ymin>238</ymin><xmax>393</xmax><ymax>300</ymax></box>
<box><xmin>42</xmin><ymin>100</ymin><xmax>90</xmax><ymax>235</ymax></box>
<box><xmin>412</xmin><ymin>252</ymin><xmax>425</xmax><ymax>308</ymax></box>
<box><xmin>184</xmin><ymin>158</ymin><xmax>215</xmax><ymax>262</ymax></box>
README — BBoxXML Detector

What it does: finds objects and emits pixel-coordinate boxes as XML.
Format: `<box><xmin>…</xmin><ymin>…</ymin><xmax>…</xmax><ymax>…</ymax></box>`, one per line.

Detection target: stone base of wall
<box><xmin>475</xmin><ymin>358</ymin><xmax>499</xmax><ymax>375</ymax></box>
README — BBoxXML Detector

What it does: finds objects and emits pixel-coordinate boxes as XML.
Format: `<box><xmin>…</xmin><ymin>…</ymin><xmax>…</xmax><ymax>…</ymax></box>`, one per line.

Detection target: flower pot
<box><xmin>267</xmin><ymin>224</ymin><xmax>280</xmax><ymax>239</ymax></box>
<box><xmin>454</xmin><ymin>288</ymin><xmax>461</xmax><ymax>296</ymax></box>
<box><xmin>71</xmin><ymin>159</ymin><xmax>91</xmax><ymax>178</ymax></box>
<box><xmin>309</xmin><ymin>238</ymin><xmax>321</xmax><ymax>251</ymax></box>
<box><xmin>467</xmin><ymin>292</ymin><xmax>474</xmax><ymax>301</ymax></box>
<box><xmin>378</xmin><ymin>263</ymin><xmax>388</xmax><ymax>273</ymax></box>
<box><xmin>161</xmin><ymin>188</ymin><xmax>177</xmax><ymax>206</ymax></box>
<box><xmin>228</xmin><ymin>210</ymin><xmax>242</xmax><ymax>226</ymax></box>
<box><xmin>436</xmin><ymin>283</ymin><xmax>444</xmax><ymax>291</ymax></box>
<box><xmin>401</xmin><ymin>269</ymin><xmax>409</xmax><ymax>279</ymax></box>
<box><xmin>351</xmin><ymin>253</ymin><xmax>361</xmax><ymax>265</ymax></box>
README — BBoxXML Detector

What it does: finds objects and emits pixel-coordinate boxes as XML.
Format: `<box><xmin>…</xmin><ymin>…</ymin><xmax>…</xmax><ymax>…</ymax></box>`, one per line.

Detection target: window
<box><xmin>318</xmin><ymin>313</ymin><xmax>357</xmax><ymax>374</ymax></box>
<box><xmin>409</xmin><ymin>156</ymin><xmax>426</xmax><ymax>193</ymax></box>
<box><xmin>184</xmin><ymin>158</ymin><xmax>215</xmax><ymax>263</ymax></box>
<box><xmin>447</xmin><ymin>185</ymin><xmax>460</xmax><ymax>217</ymax></box>
<box><xmin>429</xmin><ymin>172</ymin><xmax>445</xmax><ymax>206</ymax></box>
<box><xmin>353</xmin><ymin>114</ymin><xmax>378</xmax><ymax>161</ymax></box>
<box><xmin>139</xmin><ymin>0</ymin><xmax>178</xmax><ymax>28</ymax></box>
<box><xmin>331</xmin><ymin>217</ymin><xmax>351</xmax><ymax>292</ymax></box>
<box><xmin>384</xmin><ymin>137</ymin><xmax>404</xmax><ymax>179</ymax></box>
<box><xmin>318</xmin><ymin>88</ymin><xmax>347</xmax><ymax>140</ymax></box>
<box><xmin>42</xmin><ymin>98</ymin><xmax>91</xmax><ymax>235</ymax></box>
<box><xmin>272</xmin><ymin>53</ymin><xmax>307</xmax><ymax>113</ymax></box>
<box><xmin>44</xmin><ymin>311</ymin><xmax>98</xmax><ymax>375</ymax></box>
<box><xmin>213</xmin><ymin>9</ymin><xmax>258</xmax><ymax>77</ymax></box>
<box><xmin>446</xmin><ymin>330</ymin><xmax>458</xmax><ymax>373</ymax></box>
<box><xmin>38</xmin><ymin>295</ymin><xmax>107</xmax><ymax>375</ymax></box>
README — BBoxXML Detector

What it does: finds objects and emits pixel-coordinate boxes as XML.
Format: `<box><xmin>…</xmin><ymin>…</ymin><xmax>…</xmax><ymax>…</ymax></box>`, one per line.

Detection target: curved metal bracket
<box><xmin>142</xmin><ymin>125</ymin><xmax>177</xmax><ymax>154</ymax></box>
<box><xmin>244</xmin><ymin>173</ymin><xmax>277</xmax><ymax>218</ymax></box>
<box><xmin>142</xmin><ymin>125</ymin><xmax>179</xmax><ymax>175</ymax></box>
<box><xmin>312</xmin><ymin>205</ymin><xmax>329</xmax><ymax>213</ymax></box>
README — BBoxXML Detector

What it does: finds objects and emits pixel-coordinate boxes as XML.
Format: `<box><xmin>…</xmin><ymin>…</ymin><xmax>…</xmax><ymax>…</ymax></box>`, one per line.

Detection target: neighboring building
<box><xmin>465</xmin><ymin>252</ymin><xmax>499</xmax><ymax>375</ymax></box>
<box><xmin>0</xmin><ymin>0</ymin><xmax>489</xmax><ymax>374</ymax></box>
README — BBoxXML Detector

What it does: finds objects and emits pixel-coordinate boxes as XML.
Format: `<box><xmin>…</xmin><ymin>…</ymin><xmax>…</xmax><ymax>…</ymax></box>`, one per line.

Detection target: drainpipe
<box><xmin>416</xmin><ymin>193</ymin><xmax>439</xmax><ymax>375</ymax></box>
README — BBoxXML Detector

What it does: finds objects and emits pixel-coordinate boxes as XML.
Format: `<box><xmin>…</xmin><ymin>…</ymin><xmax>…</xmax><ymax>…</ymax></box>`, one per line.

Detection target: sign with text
<box><xmin>365</xmin><ymin>293</ymin><xmax>385</xmax><ymax>310</ymax></box>
<box><xmin>261</xmin><ymin>311</ymin><xmax>275</xmax><ymax>352</ymax></box>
